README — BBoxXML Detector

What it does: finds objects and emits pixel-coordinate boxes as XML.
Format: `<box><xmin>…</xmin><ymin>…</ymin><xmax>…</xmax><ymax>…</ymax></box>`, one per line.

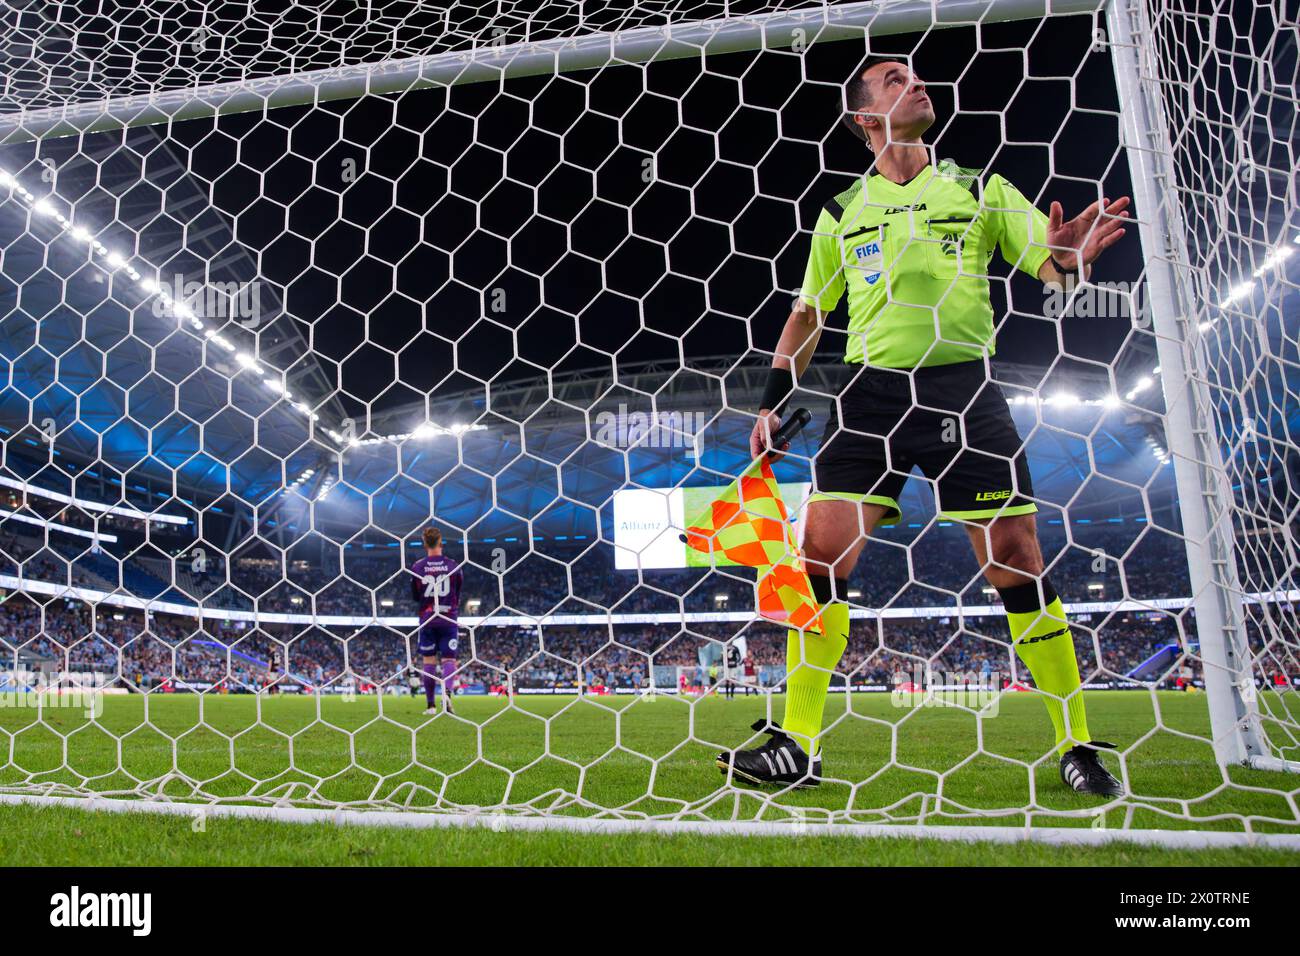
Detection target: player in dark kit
<box><xmin>724</xmin><ymin>642</ymin><xmax>743</xmax><ymax>700</ymax></box>
<box><xmin>717</xmin><ymin>56</ymin><xmax>1129</xmax><ymax>796</ymax></box>
<box><xmin>410</xmin><ymin>526</ymin><xmax>464</xmax><ymax>714</ymax></box>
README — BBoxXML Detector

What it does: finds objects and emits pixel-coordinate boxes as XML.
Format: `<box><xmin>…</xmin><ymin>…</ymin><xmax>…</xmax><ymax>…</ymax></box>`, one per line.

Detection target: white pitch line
<box><xmin>1</xmin><ymin>793</ymin><xmax>1296</xmax><ymax>851</ymax></box>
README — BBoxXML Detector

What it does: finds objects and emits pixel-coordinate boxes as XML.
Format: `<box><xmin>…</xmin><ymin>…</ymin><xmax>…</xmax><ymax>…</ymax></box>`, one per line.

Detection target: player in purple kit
<box><xmin>410</xmin><ymin>526</ymin><xmax>464</xmax><ymax>714</ymax></box>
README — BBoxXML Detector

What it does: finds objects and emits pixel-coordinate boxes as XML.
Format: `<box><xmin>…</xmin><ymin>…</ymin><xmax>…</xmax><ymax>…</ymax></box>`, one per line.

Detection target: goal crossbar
<box><xmin>0</xmin><ymin>0</ymin><xmax>1105</xmax><ymax>145</ymax></box>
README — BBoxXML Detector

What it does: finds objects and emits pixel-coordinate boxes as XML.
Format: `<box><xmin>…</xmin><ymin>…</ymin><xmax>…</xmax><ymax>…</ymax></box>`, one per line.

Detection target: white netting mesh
<box><xmin>0</xmin><ymin>0</ymin><xmax>1295</xmax><ymax>835</ymax></box>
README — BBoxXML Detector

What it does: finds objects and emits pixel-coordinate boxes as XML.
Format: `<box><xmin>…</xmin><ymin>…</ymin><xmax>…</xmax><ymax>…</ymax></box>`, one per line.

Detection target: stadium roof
<box><xmin>0</xmin><ymin>314</ymin><xmax>1183</xmax><ymax>546</ymax></box>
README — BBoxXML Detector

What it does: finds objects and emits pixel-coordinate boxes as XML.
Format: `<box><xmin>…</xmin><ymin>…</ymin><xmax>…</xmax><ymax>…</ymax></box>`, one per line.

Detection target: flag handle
<box><xmin>676</xmin><ymin>407</ymin><xmax>812</xmax><ymax>544</ymax></box>
<box><xmin>766</xmin><ymin>407</ymin><xmax>812</xmax><ymax>457</ymax></box>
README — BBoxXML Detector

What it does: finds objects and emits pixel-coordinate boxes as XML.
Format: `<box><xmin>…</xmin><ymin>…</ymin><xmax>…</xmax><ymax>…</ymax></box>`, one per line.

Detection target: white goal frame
<box><xmin>1</xmin><ymin>0</ymin><xmax>1296</xmax><ymax>847</ymax></box>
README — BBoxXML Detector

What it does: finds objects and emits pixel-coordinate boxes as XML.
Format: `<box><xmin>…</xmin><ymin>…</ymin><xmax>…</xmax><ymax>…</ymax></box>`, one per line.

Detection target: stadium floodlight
<box><xmin>0</xmin><ymin>0</ymin><xmax>1294</xmax><ymax>860</ymax></box>
<box><xmin>1218</xmin><ymin>281</ymin><xmax>1255</xmax><ymax>307</ymax></box>
<box><xmin>0</xmin><ymin>507</ymin><xmax>118</xmax><ymax>543</ymax></box>
<box><xmin>0</xmin><ymin>475</ymin><xmax>187</xmax><ymax>524</ymax></box>
<box><xmin>1253</xmin><ymin>246</ymin><xmax>1295</xmax><ymax>277</ymax></box>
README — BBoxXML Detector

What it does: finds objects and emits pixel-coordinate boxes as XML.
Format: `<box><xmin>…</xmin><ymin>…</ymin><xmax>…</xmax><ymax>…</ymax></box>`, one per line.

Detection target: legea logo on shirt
<box><xmin>853</xmin><ymin>240</ymin><xmax>883</xmax><ymax>285</ymax></box>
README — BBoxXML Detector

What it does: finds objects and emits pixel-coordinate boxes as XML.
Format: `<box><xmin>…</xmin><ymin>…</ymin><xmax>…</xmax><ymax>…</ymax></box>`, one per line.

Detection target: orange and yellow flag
<box><xmin>683</xmin><ymin>456</ymin><xmax>822</xmax><ymax>633</ymax></box>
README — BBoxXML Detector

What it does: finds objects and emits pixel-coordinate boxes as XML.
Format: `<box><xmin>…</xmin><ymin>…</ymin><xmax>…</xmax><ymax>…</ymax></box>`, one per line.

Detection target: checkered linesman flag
<box><xmin>683</xmin><ymin>451</ymin><xmax>822</xmax><ymax>635</ymax></box>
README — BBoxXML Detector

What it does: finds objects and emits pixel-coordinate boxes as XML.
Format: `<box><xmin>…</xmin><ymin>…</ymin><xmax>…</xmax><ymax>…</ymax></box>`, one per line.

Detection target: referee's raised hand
<box><xmin>1047</xmin><ymin>195</ymin><xmax>1131</xmax><ymax>275</ymax></box>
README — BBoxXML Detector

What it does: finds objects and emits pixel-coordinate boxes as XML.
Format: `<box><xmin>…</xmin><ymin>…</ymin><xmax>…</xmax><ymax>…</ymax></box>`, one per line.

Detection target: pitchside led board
<box><xmin>612</xmin><ymin>483</ymin><xmax>811</xmax><ymax>570</ymax></box>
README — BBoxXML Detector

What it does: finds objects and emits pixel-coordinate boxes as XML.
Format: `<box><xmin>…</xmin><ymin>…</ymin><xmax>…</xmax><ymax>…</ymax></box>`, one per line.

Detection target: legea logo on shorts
<box><xmin>974</xmin><ymin>489</ymin><xmax>1012</xmax><ymax>502</ymax></box>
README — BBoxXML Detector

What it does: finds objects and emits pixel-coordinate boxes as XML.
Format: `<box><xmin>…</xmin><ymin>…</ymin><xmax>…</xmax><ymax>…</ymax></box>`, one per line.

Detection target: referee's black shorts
<box><xmin>811</xmin><ymin>359</ymin><xmax>1036</xmax><ymax>525</ymax></box>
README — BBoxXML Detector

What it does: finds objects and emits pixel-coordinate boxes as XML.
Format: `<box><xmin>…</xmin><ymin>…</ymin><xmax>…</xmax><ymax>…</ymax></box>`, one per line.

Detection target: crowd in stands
<box><xmin>4</xmin><ymin>517</ymin><xmax>1224</xmax><ymax>620</ymax></box>
<box><xmin>184</xmin><ymin>532</ymin><xmax>1196</xmax><ymax>619</ymax></box>
<box><xmin>2</xmin><ymin>592</ymin><xmax>1292</xmax><ymax>695</ymax></box>
<box><xmin>1</xmin><ymin>523</ymin><xmax>1294</xmax><ymax>694</ymax></box>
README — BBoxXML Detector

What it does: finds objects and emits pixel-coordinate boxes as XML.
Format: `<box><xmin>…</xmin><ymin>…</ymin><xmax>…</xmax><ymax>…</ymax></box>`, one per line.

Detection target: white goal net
<box><xmin>0</xmin><ymin>0</ymin><xmax>1295</xmax><ymax>845</ymax></box>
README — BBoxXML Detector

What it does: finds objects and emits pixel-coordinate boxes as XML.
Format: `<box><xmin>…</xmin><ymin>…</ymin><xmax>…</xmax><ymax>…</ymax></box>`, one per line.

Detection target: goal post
<box><xmin>1110</xmin><ymin>0</ymin><xmax>1299</xmax><ymax>774</ymax></box>
<box><xmin>1104</xmin><ymin>0</ymin><xmax>1292</xmax><ymax>773</ymax></box>
<box><xmin>0</xmin><ymin>0</ymin><xmax>1297</xmax><ymax>847</ymax></box>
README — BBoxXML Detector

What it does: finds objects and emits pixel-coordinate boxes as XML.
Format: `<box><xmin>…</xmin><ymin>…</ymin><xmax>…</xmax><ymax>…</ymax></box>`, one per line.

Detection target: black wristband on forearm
<box><xmin>759</xmin><ymin>366</ymin><xmax>795</xmax><ymax>415</ymax></box>
<box><xmin>1050</xmin><ymin>254</ymin><xmax>1075</xmax><ymax>276</ymax></box>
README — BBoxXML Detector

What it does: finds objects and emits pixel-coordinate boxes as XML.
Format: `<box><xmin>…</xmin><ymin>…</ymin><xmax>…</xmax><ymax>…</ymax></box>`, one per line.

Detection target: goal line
<box><xmin>3</xmin><ymin>792</ymin><xmax>1296</xmax><ymax>851</ymax></box>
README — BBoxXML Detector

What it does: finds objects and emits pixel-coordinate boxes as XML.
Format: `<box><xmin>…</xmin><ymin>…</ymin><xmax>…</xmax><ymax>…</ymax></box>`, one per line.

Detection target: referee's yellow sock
<box><xmin>999</xmin><ymin>579</ymin><xmax>1091</xmax><ymax>756</ymax></box>
<box><xmin>781</xmin><ymin>577</ymin><xmax>849</xmax><ymax>756</ymax></box>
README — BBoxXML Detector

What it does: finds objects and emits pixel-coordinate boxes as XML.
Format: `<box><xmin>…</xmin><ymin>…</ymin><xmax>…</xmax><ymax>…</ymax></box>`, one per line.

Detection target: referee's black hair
<box><xmin>841</xmin><ymin>54</ymin><xmax>911</xmax><ymax>144</ymax></box>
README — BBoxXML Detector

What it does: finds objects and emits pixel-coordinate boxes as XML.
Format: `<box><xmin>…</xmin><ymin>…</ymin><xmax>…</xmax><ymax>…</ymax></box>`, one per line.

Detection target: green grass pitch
<box><xmin>0</xmin><ymin>689</ymin><xmax>1295</xmax><ymax>865</ymax></box>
